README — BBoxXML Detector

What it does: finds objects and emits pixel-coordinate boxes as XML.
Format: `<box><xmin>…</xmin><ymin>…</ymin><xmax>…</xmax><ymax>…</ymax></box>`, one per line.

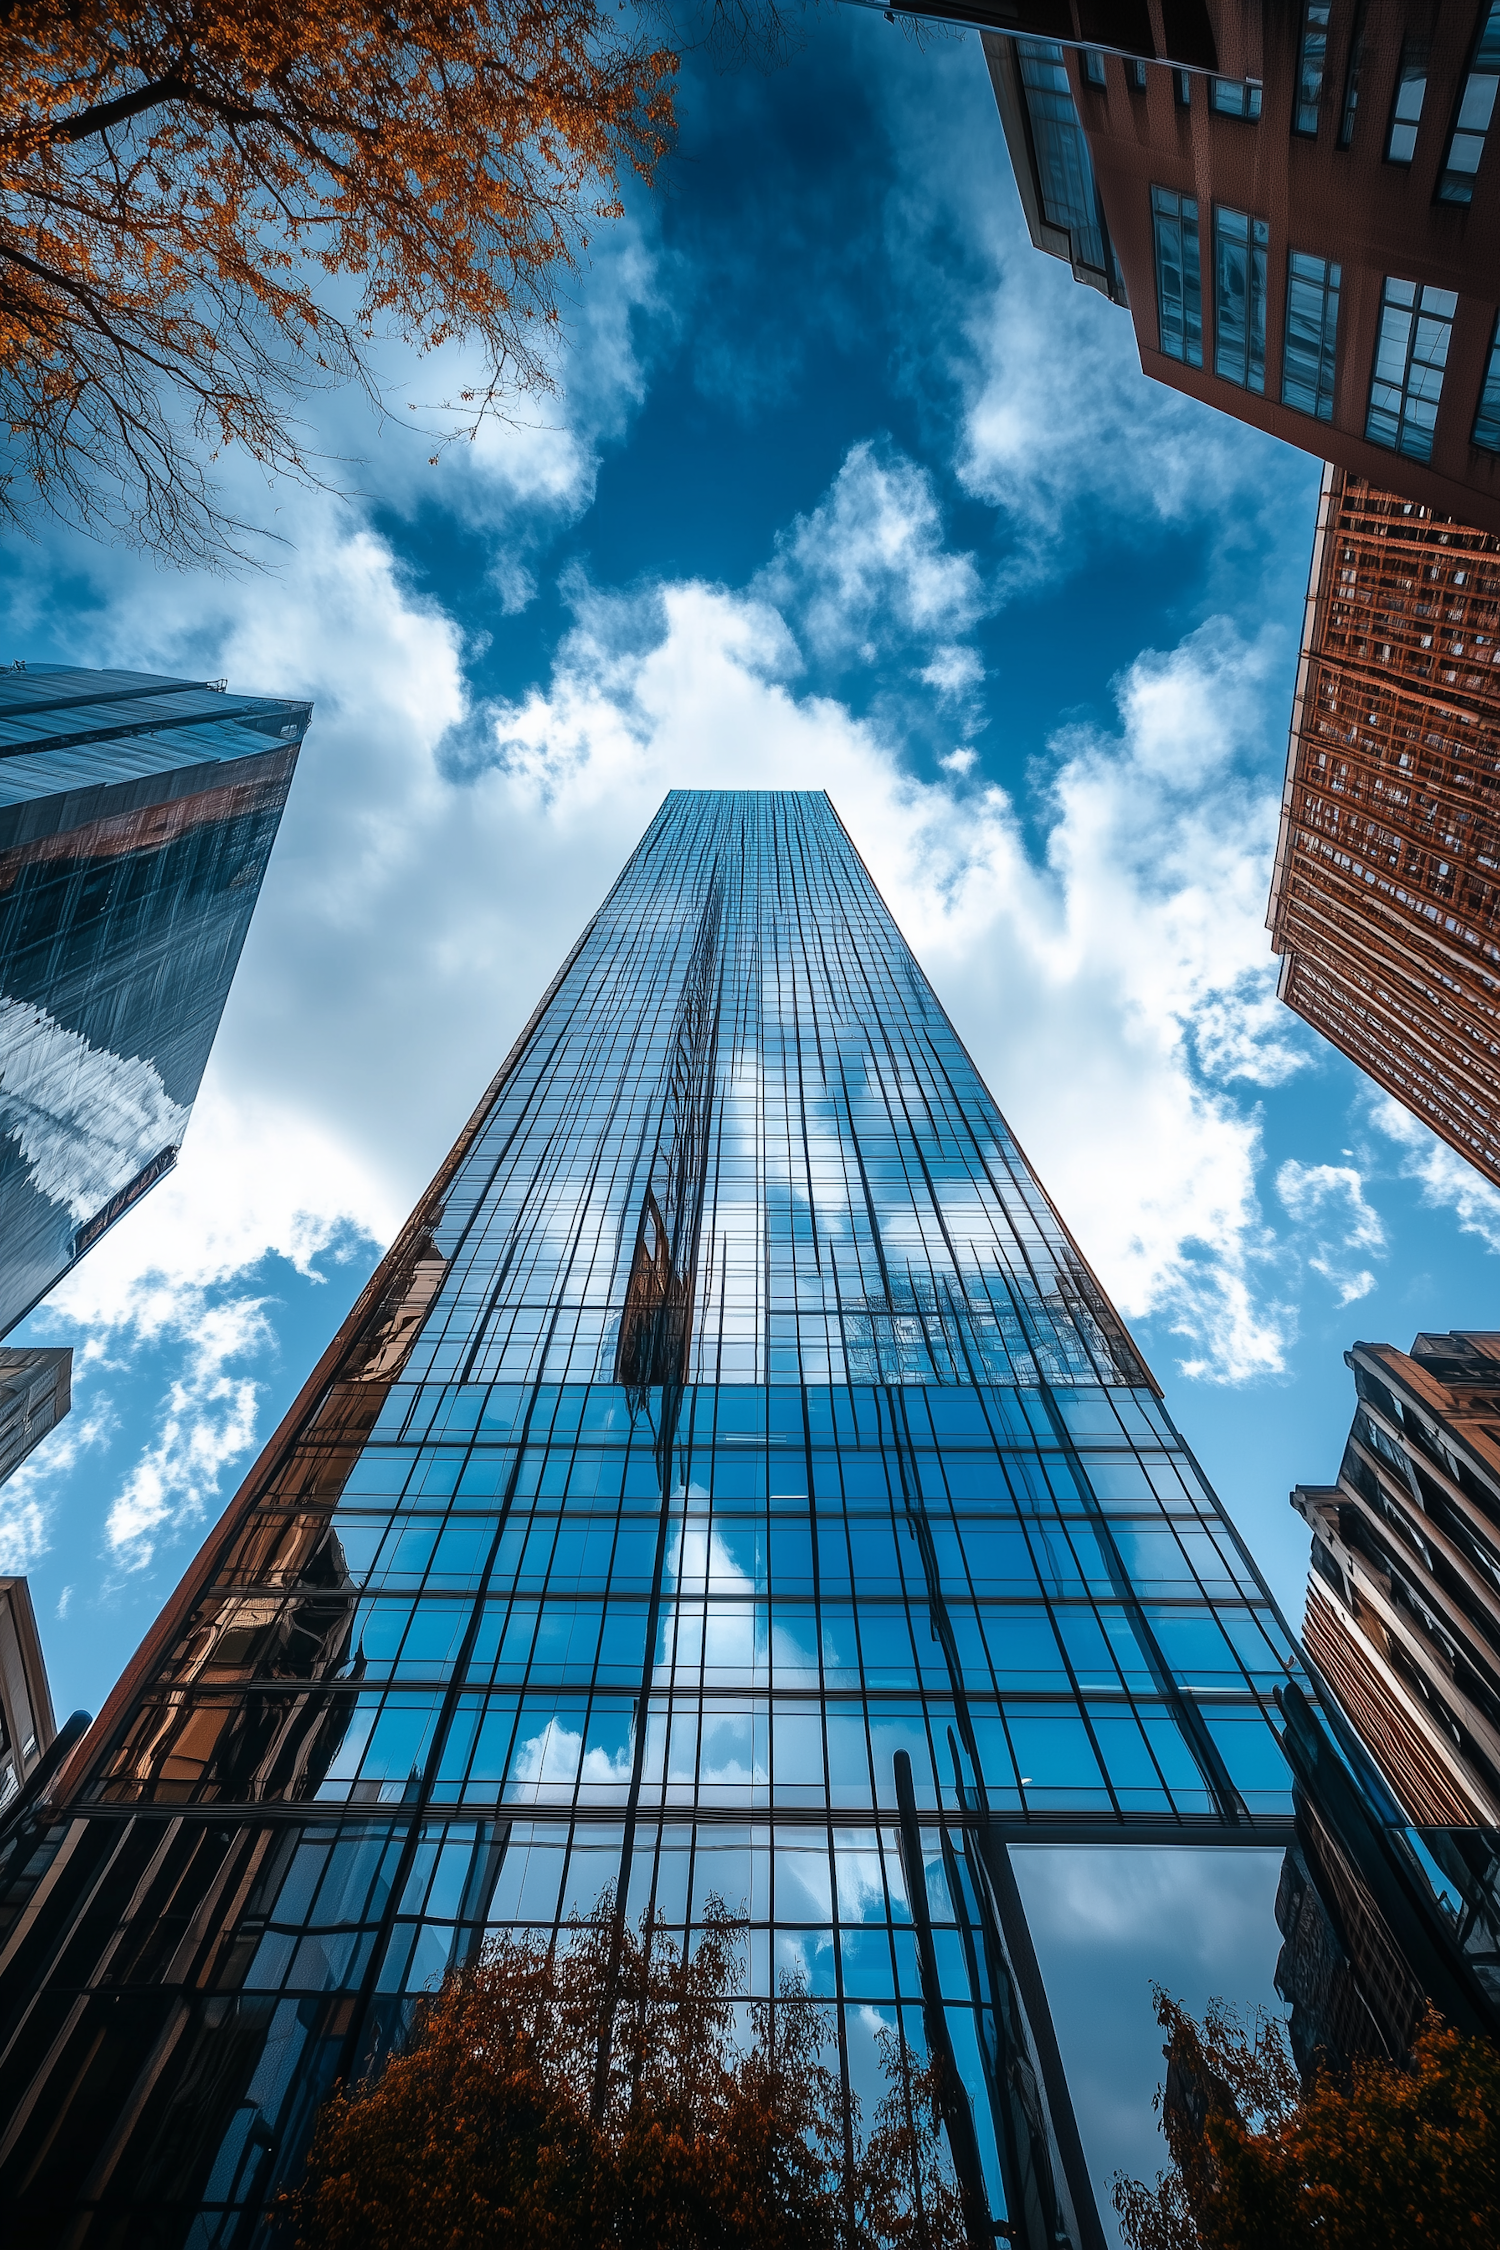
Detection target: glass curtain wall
<box><xmin>0</xmin><ymin>793</ymin><xmax>1320</xmax><ymax>2248</ymax></box>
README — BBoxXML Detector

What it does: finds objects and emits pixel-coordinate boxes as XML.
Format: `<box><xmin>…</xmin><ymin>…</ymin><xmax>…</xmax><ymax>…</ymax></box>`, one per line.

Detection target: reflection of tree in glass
<box><xmin>1113</xmin><ymin>1987</ymin><xmax>1500</xmax><ymax>2250</ymax></box>
<box><xmin>291</xmin><ymin>1895</ymin><xmax>966</xmax><ymax>2250</ymax></box>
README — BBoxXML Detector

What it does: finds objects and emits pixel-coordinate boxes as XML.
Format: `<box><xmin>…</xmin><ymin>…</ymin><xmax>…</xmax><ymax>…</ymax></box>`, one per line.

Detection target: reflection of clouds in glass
<box><xmin>657</xmin><ymin>1521</ymin><xmax>822</xmax><ymax>1695</ymax></box>
<box><xmin>0</xmin><ymin>994</ymin><xmax>186</xmax><ymax>1223</ymax></box>
<box><xmin>507</xmin><ymin>1715</ymin><xmax>632</xmax><ymax>1804</ymax></box>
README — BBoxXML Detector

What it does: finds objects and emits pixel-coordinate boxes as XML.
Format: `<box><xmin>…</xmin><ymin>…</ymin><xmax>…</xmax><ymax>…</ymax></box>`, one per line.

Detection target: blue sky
<box><xmin>9</xmin><ymin>17</ymin><xmax>1500</xmax><ymax>2213</ymax></box>
<box><xmin>8</xmin><ymin>6</ymin><xmax>1500</xmax><ymax>1718</ymax></box>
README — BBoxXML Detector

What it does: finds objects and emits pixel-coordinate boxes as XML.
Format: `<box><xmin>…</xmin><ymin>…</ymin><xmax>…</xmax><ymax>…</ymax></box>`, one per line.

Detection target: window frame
<box><xmin>1151</xmin><ymin>185</ymin><xmax>1203</xmax><ymax>369</ymax></box>
<box><xmin>1365</xmin><ymin>277</ymin><xmax>1457</xmax><ymax>463</ymax></box>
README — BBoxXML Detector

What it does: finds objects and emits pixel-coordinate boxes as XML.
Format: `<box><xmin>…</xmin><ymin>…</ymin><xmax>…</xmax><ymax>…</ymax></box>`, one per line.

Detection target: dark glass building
<box><xmin>0</xmin><ymin>664</ymin><xmax>310</xmax><ymax>1337</ymax></box>
<box><xmin>0</xmin><ymin>1347</ymin><xmax>70</xmax><ymax>1490</ymax></box>
<box><xmin>0</xmin><ymin>791</ymin><xmax>1482</xmax><ymax>2246</ymax></box>
<box><xmin>986</xmin><ymin>2</ymin><xmax>1500</xmax><ymax>535</ymax></box>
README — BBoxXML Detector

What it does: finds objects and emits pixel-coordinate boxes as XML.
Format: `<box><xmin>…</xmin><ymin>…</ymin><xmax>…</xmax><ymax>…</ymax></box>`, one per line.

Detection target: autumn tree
<box><xmin>292</xmin><ymin>1897</ymin><xmax>969</xmax><ymax>2250</ymax></box>
<box><xmin>0</xmin><ymin>0</ymin><xmax>677</xmax><ymax>562</ymax></box>
<box><xmin>1112</xmin><ymin>1988</ymin><xmax>1500</xmax><ymax>2250</ymax></box>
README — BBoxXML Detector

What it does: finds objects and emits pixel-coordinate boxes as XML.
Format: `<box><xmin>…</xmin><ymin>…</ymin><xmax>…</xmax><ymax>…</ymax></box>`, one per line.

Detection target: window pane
<box><xmin>1295</xmin><ymin>2</ymin><xmax>1330</xmax><ymax>133</ymax></box>
<box><xmin>1281</xmin><ymin>250</ymin><xmax>1340</xmax><ymax>420</ymax></box>
<box><xmin>1438</xmin><ymin>3</ymin><xmax>1500</xmax><ymax>202</ymax></box>
<box><xmin>1017</xmin><ymin>40</ymin><xmax>1109</xmax><ymax>275</ymax></box>
<box><xmin>1366</xmin><ymin>276</ymin><xmax>1454</xmax><ymax>462</ymax></box>
<box><xmin>1474</xmin><ymin>318</ymin><xmax>1500</xmax><ymax>454</ymax></box>
<box><xmin>1151</xmin><ymin>186</ymin><xmax>1202</xmax><ymax>367</ymax></box>
<box><xmin>1213</xmin><ymin>206</ymin><xmax>1267</xmax><ymax>392</ymax></box>
<box><xmin>1386</xmin><ymin>46</ymin><xmax>1428</xmax><ymax>162</ymax></box>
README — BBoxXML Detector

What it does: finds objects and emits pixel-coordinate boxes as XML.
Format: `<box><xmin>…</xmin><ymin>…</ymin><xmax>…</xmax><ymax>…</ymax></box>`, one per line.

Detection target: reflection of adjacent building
<box><xmin>0</xmin><ymin>664</ymin><xmax>310</xmax><ymax>1336</ymax></box>
<box><xmin>0</xmin><ymin>1579</ymin><xmax>56</xmax><ymax>1810</ymax></box>
<box><xmin>1267</xmin><ymin>467</ymin><xmax>1500</xmax><ymax>1187</ymax></box>
<box><xmin>985</xmin><ymin>3</ymin><xmax>1500</xmax><ymax>532</ymax></box>
<box><xmin>0</xmin><ymin>1348</ymin><xmax>70</xmax><ymax>1488</ymax></box>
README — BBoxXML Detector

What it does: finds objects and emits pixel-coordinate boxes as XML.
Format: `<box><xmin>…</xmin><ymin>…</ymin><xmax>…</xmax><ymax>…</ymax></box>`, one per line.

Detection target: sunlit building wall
<box><xmin>0</xmin><ymin>665</ymin><xmax>310</xmax><ymax>1336</ymax></box>
<box><xmin>0</xmin><ymin>790</ymin><xmax>1475</xmax><ymax>2247</ymax></box>
<box><xmin>1268</xmin><ymin>468</ymin><xmax>1500</xmax><ymax>1185</ymax></box>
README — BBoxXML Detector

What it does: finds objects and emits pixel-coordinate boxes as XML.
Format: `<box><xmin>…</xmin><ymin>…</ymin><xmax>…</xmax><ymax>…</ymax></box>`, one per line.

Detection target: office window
<box><xmin>1295</xmin><ymin>3</ymin><xmax>1331</xmax><ymax>133</ymax></box>
<box><xmin>1131</xmin><ymin>57</ymin><xmax>1148</xmax><ymax>91</ymax></box>
<box><xmin>1386</xmin><ymin>43</ymin><xmax>1428</xmax><ymax>162</ymax></box>
<box><xmin>1282</xmin><ymin>252</ymin><xmax>1341</xmax><ymax>419</ymax></box>
<box><xmin>1475</xmin><ymin>318</ymin><xmax>1500</xmax><ymax>454</ymax></box>
<box><xmin>1083</xmin><ymin>48</ymin><xmax>1107</xmax><ymax>89</ymax></box>
<box><xmin>1367</xmin><ymin>278</ymin><xmax>1456</xmax><ymax>462</ymax></box>
<box><xmin>1211</xmin><ymin>79</ymin><xmax>1262</xmax><ymax>119</ymax></box>
<box><xmin>1175</xmin><ymin>69</ymin><xmax>1192</xmax><ymax>107</ymax></box>
<box><xmin>1438</xmin><ymin>3</ymin><xmax>1500</xmax><ymax>202</ymax></box>
<box><xmin>1152</xmin><ymin>187</ymin><xmax>1202</xmax><ymax>367</ymax></box>
<box><xmin>1016</xmin><ymin>41</ymin><xmax>1109</xmax><ymax>275</ymax></box>
<box><xmin>1339</xmin><ymin>2</ymin><xmax>1366</xmax><ymax>145</ymax></box>
<box><xmin>1213</xmin><ymin>208</ymin><xmax>1268</xmax><ymax>392</ymax></box>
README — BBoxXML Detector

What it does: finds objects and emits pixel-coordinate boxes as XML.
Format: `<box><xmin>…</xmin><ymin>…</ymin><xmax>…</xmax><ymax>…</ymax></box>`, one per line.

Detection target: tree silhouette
<box><xmin>292</xmin><ymin>1897</ymin><xmax>969</xmax><ymax>2250</ymax></box>
<box><xmin>0</xmin><ymin>0</ymin><xmax>676</xmax><ymax>562</ymax></box>
<box><xmin>1113</xmin><ymin>1988</ymin><xmax>1500</xmax><ymax>2250</ymax></box>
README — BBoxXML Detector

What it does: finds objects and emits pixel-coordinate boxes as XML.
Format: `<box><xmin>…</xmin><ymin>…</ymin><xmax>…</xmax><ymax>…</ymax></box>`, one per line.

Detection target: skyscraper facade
<box><xmin>1274</xmin><ymin>1327</ymin><xmax>1500</xmax><ymax>2075</ymax></box>
<box><xmin>1293</xmin><ymin>1329</ymin><xmax>1500</xmax><ymax>1828</ymax></box>
<box><xmin>0</xmin><ymin>664</ymin><xmax>310</xmax><ymax>1337</ymax></box>
<box><xmin>0</xmin><ymin>792</ymin><xmax>1451</xmax><ymax>2245</ymax></box>
<box><xmin>985</xmin><ymin>3</ymin><xmax>1500</xmax><ymax>534</ymax></box>
<box><xmin>0</xmin><ymin>1347</ymin><xmax>70</xmax><ymax>1490</ymax></box>
<box><xmin>1267</xmin><ymin>466</ymin><xmax>1500</xmax><ymax>1187</ymax></box>
<box><xmin>0</xmin><ymin>1578</ymin><xmax>56</xmax><ymax>1813</ymax></box>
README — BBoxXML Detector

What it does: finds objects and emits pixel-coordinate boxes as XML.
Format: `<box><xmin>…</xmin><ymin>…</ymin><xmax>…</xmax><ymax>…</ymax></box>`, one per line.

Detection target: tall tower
<box><xmin>0</xmin><ymin>664</ymin><xmax>310</xmax><ymax>1336</ymax></box>
<box><xmin>0</xmin><ymin>793</ymin><xmax>1358</xmax><ymax>2244</ymax></box>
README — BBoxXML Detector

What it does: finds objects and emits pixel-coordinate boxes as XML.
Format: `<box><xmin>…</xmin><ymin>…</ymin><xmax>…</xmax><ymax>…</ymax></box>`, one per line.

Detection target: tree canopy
<box><xmin>292</xmin><ymin>1899</ymin><xmax>969</xmax><ymax>2250</ymax></box>
<box><xmin>1112</xmin><ymin>1989</ymin><xmax>1500</xmax><ymax>2250</ymax></box>
<box><xmin>0</xmin><ymin>0</ymin><xmax>677</xmax><ymax>561</ymax></box>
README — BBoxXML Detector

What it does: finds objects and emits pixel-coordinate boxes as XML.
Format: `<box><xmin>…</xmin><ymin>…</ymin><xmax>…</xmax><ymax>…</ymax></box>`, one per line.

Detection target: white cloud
<box><xmin>1369</xmin><ymin>1095</ymin><xmax>1500</xmax><ymax>1255</ymax></box>
<box><xmin>757</xmin><ymin>440</ymin><xmax>984</xmax><ymax>663</ymax></box>
<box><xmin>923</xmin><ymin>645</ymin><xmax>985</xmax><ymax>700</ymax></box>
<box><xmin>5</xmin><ymin>416</ymin><xmax>1314</xmax><ymax>1609</ymax></box>
<box><xmin>0</xmin><ymin>1382</ymin><xmax>113</xmax><ymax>1576</ymax></box>
<box><xmin>103</xmin><ymin>1294</ymin><xmax>273</xmax><ymax>1572</ymax></box>
<box><xmin>1276</xmin><ymin>1160</ymin><xmax>1386</xmax><ymax>1305</ymax></box>
<box><xmin>48</xmin><ymin>479</ymin><xmax>1304</xmax><ymax>1393</ymax></box>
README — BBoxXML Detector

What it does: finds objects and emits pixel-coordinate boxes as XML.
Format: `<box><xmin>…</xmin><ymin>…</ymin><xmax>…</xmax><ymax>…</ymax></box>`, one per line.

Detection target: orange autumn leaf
<box><xmin>0</xmin><ymin>0</ymin><xmax>676</xmax><ymax>561</ymax></box>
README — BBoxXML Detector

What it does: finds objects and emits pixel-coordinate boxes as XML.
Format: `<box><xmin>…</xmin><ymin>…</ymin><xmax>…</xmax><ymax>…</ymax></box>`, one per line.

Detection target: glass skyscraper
<box><xmin>0</xmin><ymin>664</ymin><xmax>309</xmax><ymax>1337</ymax></box>
<box><xmin>0</xmin><ymin>792</ymin><xmax>1340</xmax><ymax>2244</ymax></box>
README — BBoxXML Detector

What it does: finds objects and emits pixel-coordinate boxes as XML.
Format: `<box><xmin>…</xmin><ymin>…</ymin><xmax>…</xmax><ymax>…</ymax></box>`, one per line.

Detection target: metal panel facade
<box><xmin>1268</xmin><ymin>468</ymin><xmax>1500</xmax><ymax>1186</ymax></box>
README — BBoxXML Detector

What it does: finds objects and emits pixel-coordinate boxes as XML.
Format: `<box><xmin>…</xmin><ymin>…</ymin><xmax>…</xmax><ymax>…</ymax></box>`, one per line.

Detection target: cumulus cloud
<box><xmin>32</xmin><ymin>463</ymin><xmax>1305</xmax><ymax>1403</ymax></box>
<box><xmin>1276</xmin><ymin>1160</ymin><xmax>1386</xmax><ymax>1305</ymax></box>
<box><xmin>0</xmin><ymin>1376</ymin><xmax>113</xmax><ymax>1576</ymax></box>
<box><xmin>103</xmin><ymin>1295</ymin><xmax>274</xmax><ymax>1572</ymax></box>
<box><xmin>1369</xmin><ymin>1096</ymin><xmax>1500</xmax><ymax>1256</ymax></box>
<box><xmin>757</xmin><ymin>440</ymin><xmax>984</xmax><ymax>664</ymax></box>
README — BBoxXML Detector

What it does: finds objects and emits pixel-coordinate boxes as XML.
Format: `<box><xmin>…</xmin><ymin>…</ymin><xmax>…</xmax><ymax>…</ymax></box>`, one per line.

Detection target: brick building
<box><xmin>987</xmin><ymin>1</ymin><xmax>1500</xmax><ymax>533</ymax></box>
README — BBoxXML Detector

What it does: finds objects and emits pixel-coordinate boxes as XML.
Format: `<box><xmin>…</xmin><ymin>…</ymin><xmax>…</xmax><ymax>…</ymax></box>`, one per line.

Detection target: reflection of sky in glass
<box><xmin>28</xmin><ymin>794</ymin><xmax>1315</xmax><ymax>2248</ymax></box>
